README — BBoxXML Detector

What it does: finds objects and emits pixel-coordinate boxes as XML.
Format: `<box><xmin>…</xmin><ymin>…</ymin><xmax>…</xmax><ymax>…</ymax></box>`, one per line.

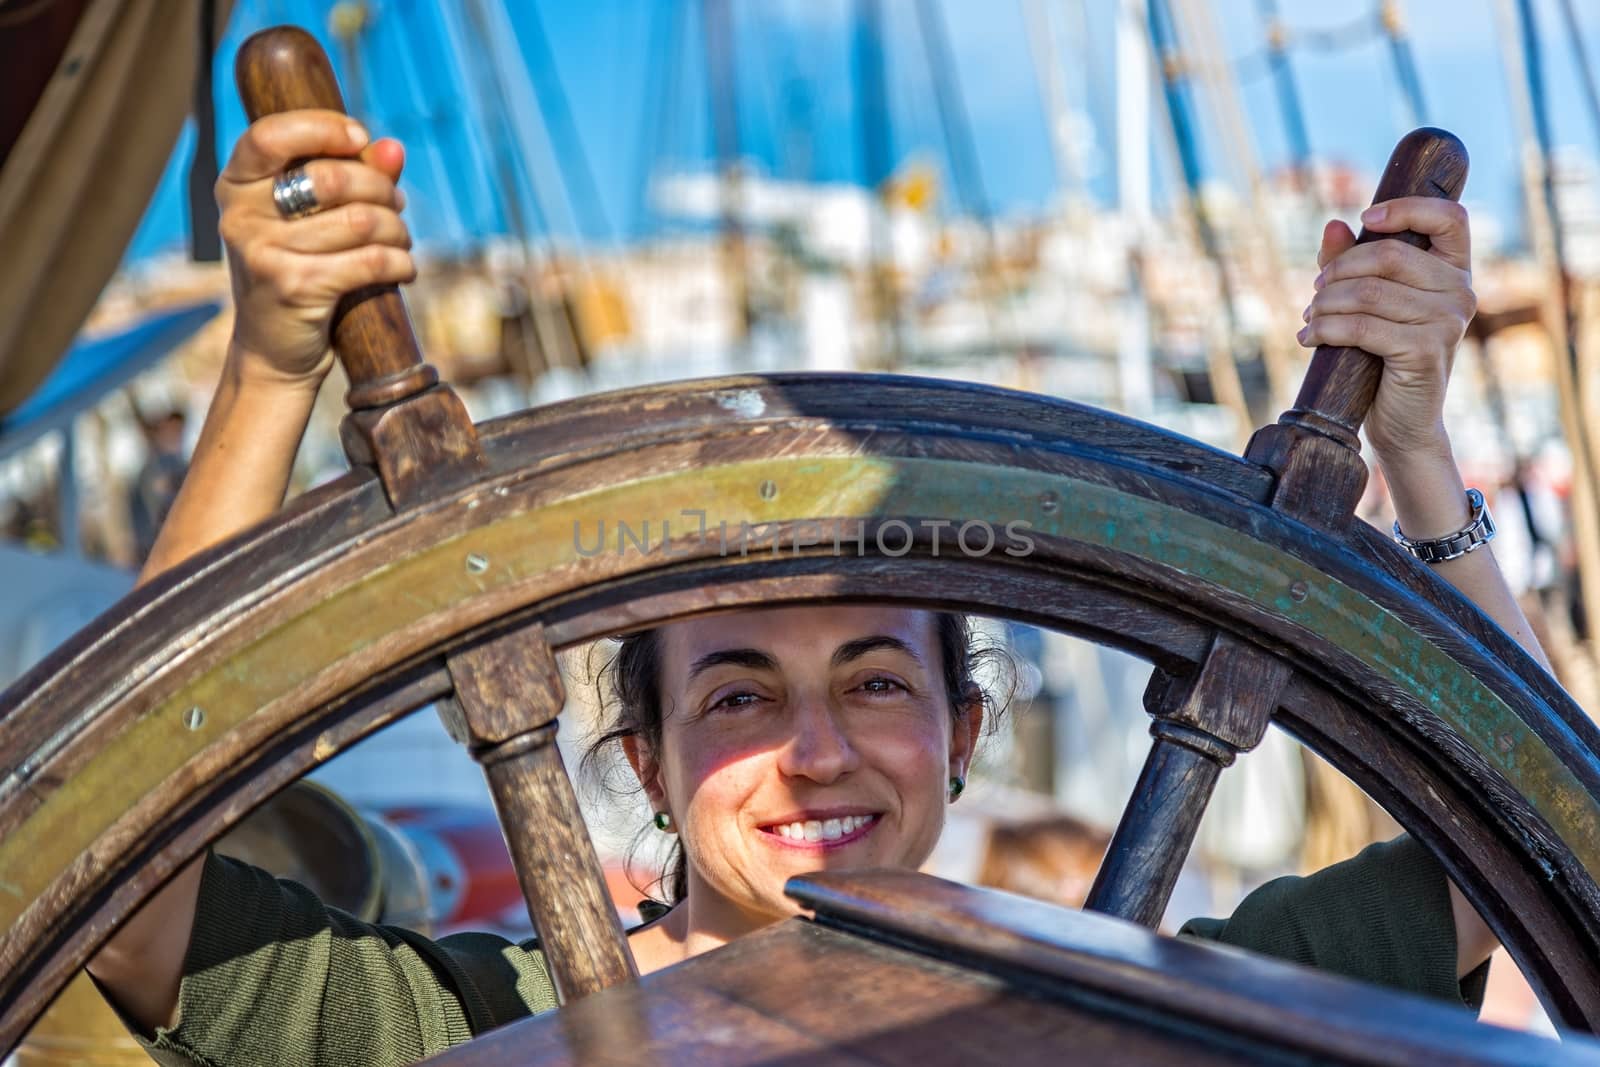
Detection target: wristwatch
<box><xmin>1392</xmin><ymin>488</ymin><xmax>1497</xmax><ymax>564</ymax></box>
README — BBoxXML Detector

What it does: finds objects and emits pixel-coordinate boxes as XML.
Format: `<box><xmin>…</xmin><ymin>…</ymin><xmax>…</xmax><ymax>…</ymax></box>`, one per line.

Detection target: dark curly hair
<box><xmin>581</xmin><ymin>610</ymin><xmax>1007</xmax><ymax>903</ymax></box>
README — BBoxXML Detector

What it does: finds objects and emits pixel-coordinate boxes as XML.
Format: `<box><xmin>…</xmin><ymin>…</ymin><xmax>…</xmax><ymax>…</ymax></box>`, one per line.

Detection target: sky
<box><xmin>124</xmin><ymin>0</ymin><xmax>1600</xmax><ymax>263</ymax></box>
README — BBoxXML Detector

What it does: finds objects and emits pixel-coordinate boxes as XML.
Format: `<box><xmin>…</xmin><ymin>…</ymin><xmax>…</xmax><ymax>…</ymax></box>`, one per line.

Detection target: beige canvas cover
<box><xmin>0</xmin><ymin>0</ymin><xmax>233</xmax><ymax>416</ymax></box>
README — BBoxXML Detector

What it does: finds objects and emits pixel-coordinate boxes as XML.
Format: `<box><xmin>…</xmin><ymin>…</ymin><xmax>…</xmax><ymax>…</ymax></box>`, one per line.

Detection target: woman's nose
<box><xmin>776</xmin><ymin>696</ymin><xmax>861</xmax><ymax>784</ymax></box>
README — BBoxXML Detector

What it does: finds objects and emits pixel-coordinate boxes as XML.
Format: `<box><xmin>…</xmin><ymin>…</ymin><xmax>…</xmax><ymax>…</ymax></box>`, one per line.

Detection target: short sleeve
<box><xmin>127</xmin><ymin>851</ymin><xmax>555</xmax><ymax>1066</ymax></box>
<box><xmin>1178</xmin><ymin>835</ymin><xmax>1488</xmax><ymax>1012</ymax></box>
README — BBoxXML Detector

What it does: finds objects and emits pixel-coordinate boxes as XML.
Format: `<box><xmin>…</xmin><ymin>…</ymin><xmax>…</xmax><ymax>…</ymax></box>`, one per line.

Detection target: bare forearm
<box><xmin>1375</xmin><ymin>436</ymin><xmax>1537</xmax><ymax>975</ymax></box>
<box><xmin>86</xmin><ymin>858</ymin><xmax>207</xmax><ymax>1033</ymax></box>
<box><xmin>91</xmin><ymin>344</ymin><xmax>325</xmax><ymax>1031</ymax></box>
<box><xmin>139</xmin><ymin>344</ymin><xmax>325</xmax><ymax>584</ymax></box>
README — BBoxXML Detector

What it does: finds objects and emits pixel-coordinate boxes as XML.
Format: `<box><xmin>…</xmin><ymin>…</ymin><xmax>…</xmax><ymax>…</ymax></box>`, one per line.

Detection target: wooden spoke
<box><xmin>442</xmin><ymin>624</ymin><xmax>637</xmax><ymax>999</ymax></box>
<box><xmin>1085</xmin><ymin>634</ymin><xmax>1291</xmax><ymax>926</ymax></box>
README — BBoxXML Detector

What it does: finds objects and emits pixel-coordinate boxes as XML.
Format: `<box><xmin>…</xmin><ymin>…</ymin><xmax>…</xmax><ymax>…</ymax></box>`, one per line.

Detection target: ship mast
<box><xmin>1496</xmin><ymin>0</ymin><xmax>1600</xmax><ymax>698</ymax></box>
<box><xmin>1168</xmin><ymin>0</ymin><xmax>1300</xmax><ymax>413</ymax></box>
<box><xmin>703</xmin><ymin>0</ymin><xmax>752</xmax><ymax>361</ymax></box>
<box><xmin>1146</xmin><ymin>0</ymin><xmax>1251</xmax><ymax>444</ymax></box>
<box><xmin>854</xmin><ymin>0</ymin><xmax>901</xmax><ymax>368</ymax></box>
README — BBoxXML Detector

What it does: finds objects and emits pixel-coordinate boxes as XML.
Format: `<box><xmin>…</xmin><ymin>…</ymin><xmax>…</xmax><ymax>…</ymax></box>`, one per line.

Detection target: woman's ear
<box><xmin>621</xmin><ymin>734</ymin><xmax>667</xmax><ymax>809</ymax></box>
<box><xmin>950</xmin><ymin>683</ymin><xmax>985</xmax><ymax>775</ymax></box>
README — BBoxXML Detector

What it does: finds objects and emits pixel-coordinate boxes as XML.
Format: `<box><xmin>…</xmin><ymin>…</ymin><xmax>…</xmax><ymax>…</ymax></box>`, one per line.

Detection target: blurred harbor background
<box><xmin>6</xmin><ymin>0</ymin><xmax>1600</xmax><ymax>1050</ymax></box>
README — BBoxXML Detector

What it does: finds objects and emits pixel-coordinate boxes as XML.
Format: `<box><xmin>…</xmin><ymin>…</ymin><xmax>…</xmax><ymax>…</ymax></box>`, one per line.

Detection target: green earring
<box><xmin>653</xmin><ymin>810</ymin><xmax>675</xmax><ymax>832</ymax></box>
<box><xmin>948</xmin><ymin>775</ymin><xmax>966</xmax><ymax>802</ymax></box>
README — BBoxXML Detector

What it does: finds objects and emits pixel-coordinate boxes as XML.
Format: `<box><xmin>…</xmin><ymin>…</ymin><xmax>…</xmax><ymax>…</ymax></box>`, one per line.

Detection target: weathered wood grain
<box><xmin>5</xmin><ymin>397</ymin><xmax>1600</xmax><ymax>1048</ymax></box>
<box><xmin>1277</xmin><ymin>673</ymin><xmax>1600</xmax><ymax>1028</ymax></box>
<box><xmin>1083</xmin><ymin>739</ymin><xmax>1222</xmax><ymax>927</ymax></box>
<box><xmin>4</xmin><ymin>656</ymin><xmax>454</xmax><ymax>1049</ymax></box>
<box><xmin>0</xmin><ymin>121</ymin><xmax>1592</xmax><ymax>1050</ymax></box>
<box><xmin>428</xmin><ymin>885</ymin><xmax>1600</xmax><ymax>1067</ymax></box>
<box><xmin>1084</xmin><ymin>129</ymin><xmax>1473</xmax><ymax>930</ymax></box>
<box><xmin>7</xmin><ymin>34</ymin><xmax>1587</xmax><ymax>1061</ymax></box>
<box><xmin>787</xmin><ymin>870</ymin><xmax>1600</xmax><ymax>1067</ymax></box>
<box><xmin>430</xmin><ymin>920</ymin><xmax>1258</xmax><ymax>1067</ymax></box>
<box><xmin>338</xmin><ymin>384</ymin><xmax>487</xmax><ymax>507</ymax></box>
<box><xmin>1086</xmin><ymin>633</ymin><xmax>1294</xmax><ymax>925</ymax></box>
<box><xmin>444</xmin><ymin>625</ymin><xmax>637</xmax><ymax>999</ymax></box>
<box><xmin>476</xmin><ymin>371</ymin><xmax>1278</xmax><ymax>506</ymax></box>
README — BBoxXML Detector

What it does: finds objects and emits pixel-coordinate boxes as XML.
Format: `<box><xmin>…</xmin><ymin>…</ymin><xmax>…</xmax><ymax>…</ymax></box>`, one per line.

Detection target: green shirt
<box><xmin>131</xmin><ymin>835</ymin><xmax>1488</xmax><ymax>1066</ymax></box>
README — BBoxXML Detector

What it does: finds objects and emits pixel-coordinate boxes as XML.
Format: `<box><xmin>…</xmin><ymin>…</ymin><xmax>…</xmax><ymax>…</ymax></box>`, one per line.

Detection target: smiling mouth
<box><xmin>761</xmin><ymin>813</ymin><xmax>880</xmax><ymax>847</ymax></box>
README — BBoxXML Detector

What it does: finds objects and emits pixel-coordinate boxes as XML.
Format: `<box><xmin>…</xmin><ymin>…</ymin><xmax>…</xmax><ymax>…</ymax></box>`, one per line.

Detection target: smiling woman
<box><xmin>80</xmin><ymin>108</ymin><xmax>1511</xmax><ymax>1054</ymax></box>
<box><xmin>97</xmin><ymin>605</ymin><xmax>1500</xmax><ymax>1065</ymax></box>
<box><xmin>50</xmin><ymin>29</ymin><xmax>1577</xmax><ymax>1065</ymax></box>
<box><xmin>587</xmin><ymin>607</ymin><xmax>995</xmax><ymax>967</ymax></box>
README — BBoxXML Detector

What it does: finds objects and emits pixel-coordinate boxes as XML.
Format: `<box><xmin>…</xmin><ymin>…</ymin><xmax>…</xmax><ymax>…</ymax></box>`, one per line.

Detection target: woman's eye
<box><xmin>857</xmin><ymin>676</ymin><xmax>906</xmax><ymax>696</ymax></box>
<box><xmin>711</xmin><ymin>690</ymin><xmax>763</xmax><ymax>711</ymax></box>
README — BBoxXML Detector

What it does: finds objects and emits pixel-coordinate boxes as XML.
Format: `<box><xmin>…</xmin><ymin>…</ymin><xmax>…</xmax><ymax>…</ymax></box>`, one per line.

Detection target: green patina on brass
<box><xmin>4</xmin><ymin>454</ymin><xmax>1594</xmax><ymax>927</ymax></box>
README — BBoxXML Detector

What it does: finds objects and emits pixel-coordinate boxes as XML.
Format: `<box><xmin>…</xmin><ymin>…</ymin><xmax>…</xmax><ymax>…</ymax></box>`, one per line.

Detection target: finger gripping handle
<box><xmin>233</xmin><ymin>26</ymin><xmax>431</xmax><ymax>409</ymax></box>
<box><xmin>1290</xmin><ymin>127</ymin><xmax>1469</xmax><ymax>439</ymax></box>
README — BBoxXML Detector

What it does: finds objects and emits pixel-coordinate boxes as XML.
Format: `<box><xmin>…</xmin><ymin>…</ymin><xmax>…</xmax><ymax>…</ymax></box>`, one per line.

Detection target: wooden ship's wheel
<box><xmin>5</xmin><ymin>27</ymin><xmax>1600</xmax><ymax>1066</ymax></box>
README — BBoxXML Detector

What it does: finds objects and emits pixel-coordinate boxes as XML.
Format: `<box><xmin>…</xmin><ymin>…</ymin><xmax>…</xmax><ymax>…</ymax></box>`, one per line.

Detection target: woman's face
<box><xmin>629</xmin><ymin>605</ymin><xmax>982</xmax><ymax>926</ymax></box>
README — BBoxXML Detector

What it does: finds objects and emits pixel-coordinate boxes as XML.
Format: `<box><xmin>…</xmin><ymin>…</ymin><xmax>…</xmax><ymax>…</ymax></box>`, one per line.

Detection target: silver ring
<box><xmin>271</xmin><ymin>166</ymin><xmax>319</xmax><ymax>219</ymax></box>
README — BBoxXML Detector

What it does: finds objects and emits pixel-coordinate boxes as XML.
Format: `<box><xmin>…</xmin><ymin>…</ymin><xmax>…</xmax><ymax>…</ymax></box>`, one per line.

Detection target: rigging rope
<box><xmin>518</xmin><ymin>0</ymin><xmax>614</xmax><ymax>245</ymax></box>
<box><xmin>1234</xmin><ymin>6</ymin><xmax>1378</xmax><ymax>79</ymax></box>
<box><xmin>630</xmin><ymin>0</ymin><xmax>681</xmax><ymax>236</ymax></box>
<box><xmin>1234</xmin><ymin>2</ymin><xmax>1428</xmax><ymax>127</ymax></box>
<box><xmin>1145</xmin><ymin>0</ymin><xmax>1252</xmax><ymax>436</ymax></box>
<box><xmin>1253</xmin><ymin>0</ymin><xmax>1313</xmax><ymax>175</ymax></box>
<box><xmin>1234</xmin><ymin>3</ymin><xmax>1387</xmax><ymax>84</ymax></box>
<box><xmin>1557</xmin><ymin>0</ymin><xmax>1600</xmax><ymax>161</ymax></box>
<box><xmin>913</xmin><ymin>0</ymin><xmax>990</xmax><ymax>222</ymax></box>
<box><xmin>1378</xmin><ymin>0</ymin><xmax>1427</xmax><ymax>126</ymax></box>
<box><xmin>1508</xmin><ymin>0</ymin><xmax>1600</xmax><ymax>641</ymax></box>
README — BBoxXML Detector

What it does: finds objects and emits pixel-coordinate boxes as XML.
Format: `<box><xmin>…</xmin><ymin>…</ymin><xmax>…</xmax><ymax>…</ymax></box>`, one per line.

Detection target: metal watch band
<box><xmin>1392</xmin><ymin>488</ymin><xmax>1497</xmax><ymax>564</ymax></box>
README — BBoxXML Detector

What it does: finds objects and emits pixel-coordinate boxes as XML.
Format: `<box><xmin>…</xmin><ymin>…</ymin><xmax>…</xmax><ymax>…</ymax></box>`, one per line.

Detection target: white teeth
<box><xmin>772</xmin><ymin>815</ymin><xmax>875</xmax><ymax>840</ymax></box>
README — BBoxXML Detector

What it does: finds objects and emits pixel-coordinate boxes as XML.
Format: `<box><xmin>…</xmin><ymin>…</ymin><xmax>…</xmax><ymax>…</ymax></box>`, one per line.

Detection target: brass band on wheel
<box><xmin>4</xmin><ymin>452</ymin><xmax>1596</xmax><ymax>940</ymax></box>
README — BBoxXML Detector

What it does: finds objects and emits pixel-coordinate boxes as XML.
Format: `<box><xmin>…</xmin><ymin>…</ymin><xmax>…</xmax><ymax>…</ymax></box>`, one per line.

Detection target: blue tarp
<box><xmin>0</xmin><ymin>302</ymin><xmax>219</xmax><ymax>460</ymax></box>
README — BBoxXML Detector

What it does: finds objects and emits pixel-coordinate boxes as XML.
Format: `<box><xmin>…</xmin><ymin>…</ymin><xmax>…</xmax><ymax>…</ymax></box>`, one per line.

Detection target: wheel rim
<box><xmin>3</xmin><ymin>373</ymin><xmax>1598</xmax><ymax>1047</ymax></box>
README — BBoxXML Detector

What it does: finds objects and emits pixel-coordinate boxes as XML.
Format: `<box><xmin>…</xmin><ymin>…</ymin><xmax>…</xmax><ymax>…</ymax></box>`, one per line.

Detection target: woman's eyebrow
<box><xmin>831</xmin><ymin>635</ymin><xmax>925</xmax><ymax>669</ymax></box>
<box><xmin>686</xmin><ymin>648</ymin><xmax>778</xmax><ymax>681</ymax></box>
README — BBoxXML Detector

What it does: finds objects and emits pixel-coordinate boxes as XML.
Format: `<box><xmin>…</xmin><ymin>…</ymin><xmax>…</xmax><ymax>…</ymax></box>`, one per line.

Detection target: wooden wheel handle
<box><xmin>234</xmin><ymin>26</ymin><xmax>484</xmax><ymax>507</ymax></box>
<box><xmin>234</xmin><ymin>26</ymin><xmax>434</xmax><ymax>411</ymax></box>
<box><xmin>1290</xmin><ymin>127</ymin><xmax>1469</xmax><ymax>442</ymax></box>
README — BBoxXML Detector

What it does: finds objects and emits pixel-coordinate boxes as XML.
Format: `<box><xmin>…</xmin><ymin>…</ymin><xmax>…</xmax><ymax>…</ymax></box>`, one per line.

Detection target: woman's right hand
<box><xmin>88</xmin><ymin>116</ymin><xmax>419</xmax><ymax>1033</ymax></box>
<box><xmin>216</xmin><ymin>109</ymin><xmax>416</xmax><ymax>387</ymax></box>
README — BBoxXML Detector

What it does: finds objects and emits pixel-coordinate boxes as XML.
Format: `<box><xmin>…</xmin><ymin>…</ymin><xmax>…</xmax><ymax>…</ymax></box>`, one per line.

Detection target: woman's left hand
<box><xmin>1298</xmin><ymin>197</ymin><xmax>1477</xmax><ymax>460</ymax></box>
<box><xmin>1303</xmin><ymin>199</ymin><xmax>1512</xmax><ymax>976</ymax></box>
